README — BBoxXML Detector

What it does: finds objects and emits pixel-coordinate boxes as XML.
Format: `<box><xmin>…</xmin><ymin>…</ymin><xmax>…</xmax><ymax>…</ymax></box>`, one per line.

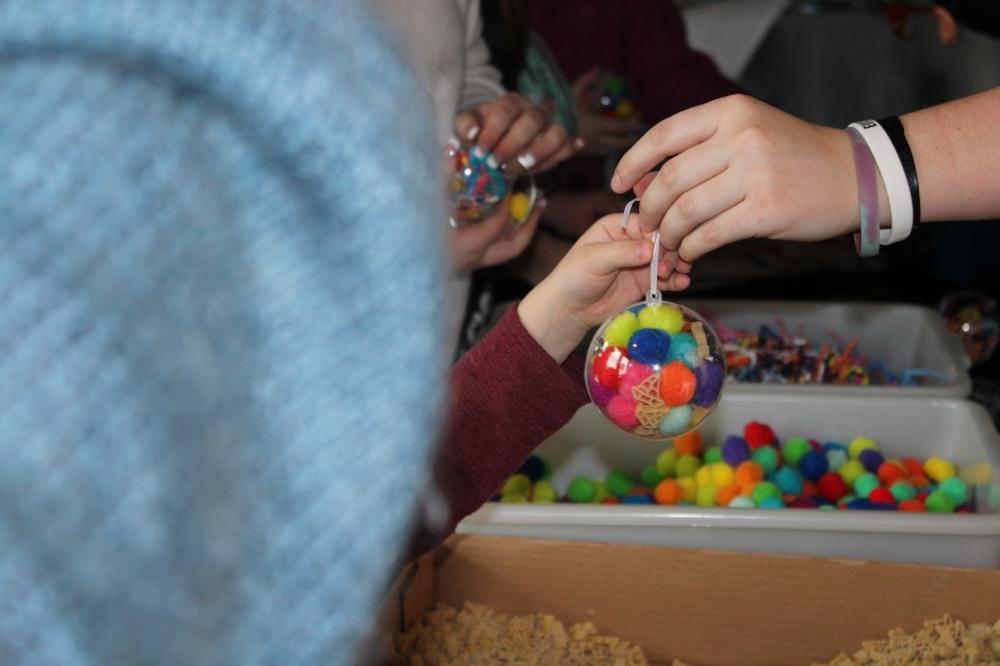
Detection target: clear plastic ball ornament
<box><xmin>588</xmin><ymin>70</ymin><xmax>636</xmax><ymax>119</ymax></box>
<box><xmin>940</xmin><ymin>291</ymin><xmax>998</xmax><ymax>365</ymax></box>
<box><xmin>446</xmin><ymin>142</ymin><xmax>538</xmax><ymax>227</ymax></box>
<box><xmin>585</xmin><ymin>300</ymin><xmax>726</xmax><ymax>440</ymax></box>
<box><xmin>447</xmin><ymin>143</ymin><xmax>508</xmax><ymax>225</ymax></box>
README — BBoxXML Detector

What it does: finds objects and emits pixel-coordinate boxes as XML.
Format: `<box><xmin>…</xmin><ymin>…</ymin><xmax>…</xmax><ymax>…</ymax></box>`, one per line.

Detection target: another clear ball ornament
<box><xmin>585</xmin><ymin>300</ymin><xmax>725</xmax><ymax>440</ymax></box>
<box><xmin>447</xmin><ymin>143</ymin><xmax>507</xmax><ymax>225</ymax></box>
<box><xmin>940</xmin><ymin>292</ymin><xmax>998</xmax><ymax>365</ymax></box>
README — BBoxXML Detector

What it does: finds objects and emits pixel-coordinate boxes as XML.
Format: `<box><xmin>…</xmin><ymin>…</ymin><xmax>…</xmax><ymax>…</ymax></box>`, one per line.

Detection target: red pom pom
<box><xmin>600</xmin><ymin>496</ymin><xmax>621</xmax><ymax>504</ymax></box>
<box><xmin>957</xmin><ymin>504</ymin><xmax>974</xmax><ymax>514</ymax></box>
<box><xmin>744</xmin><ymin>421</ymin><xmax>776</xmax><ymax>449</ymax></box>
<box><xmin>868</xmin><ymin>487</ymin><xmax>895</xmax><ymax>504</ymax></box>
<box><xmin>915</xmin><ymin>491</ymin><xmax>930</xmax><ymax>503</ymax></box>
<box><xmin>902</xmin><ymin>457</ymin><xmax>924</xmax><ymax>477</ymax></box>
<box><xmin>592</xmin><ymin>346</ymin><xmax>630</xmax><ymax>389</ymax></box>
<box><xmin>817</xmin><ymin>472</ymin><xmax>848</xmax><ymax>502</ymax></box>
<box><xmin>627</xmin><ymin>486</ymin><xmax>651</xmax><ymax>497</ymax></box>
<box><xmin>899</xmin><ymin>499</ymin><xmax>926</xmax><ymax>512</ymax></box>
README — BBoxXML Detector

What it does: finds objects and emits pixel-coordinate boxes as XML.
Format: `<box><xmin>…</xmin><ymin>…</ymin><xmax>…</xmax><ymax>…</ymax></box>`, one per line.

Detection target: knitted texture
<box><xmin>0</xmin><ymin>1</ymin><xmax>444</xmax><ymax>664</ymax></box>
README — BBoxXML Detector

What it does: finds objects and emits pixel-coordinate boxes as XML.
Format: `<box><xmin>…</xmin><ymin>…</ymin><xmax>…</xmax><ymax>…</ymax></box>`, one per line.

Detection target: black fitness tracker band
<box><xmin>877</xmin><ymin>115</ymin><xmax>921</xmax><ymax>224</ymax></box>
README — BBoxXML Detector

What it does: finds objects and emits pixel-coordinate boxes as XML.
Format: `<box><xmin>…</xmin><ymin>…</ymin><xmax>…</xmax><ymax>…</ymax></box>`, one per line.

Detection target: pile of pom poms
<box><xmin>493</xmin><ymin>427</ymin><xmax>999</xmax><ymax>513</ymax></box>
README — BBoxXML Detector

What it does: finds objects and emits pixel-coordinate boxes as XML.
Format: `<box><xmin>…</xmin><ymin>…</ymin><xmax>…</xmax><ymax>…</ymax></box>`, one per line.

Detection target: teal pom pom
<box><xmin>665</xmin><ymin>332</ymin><xmax>699</xmax><ymax>368</ymax></box>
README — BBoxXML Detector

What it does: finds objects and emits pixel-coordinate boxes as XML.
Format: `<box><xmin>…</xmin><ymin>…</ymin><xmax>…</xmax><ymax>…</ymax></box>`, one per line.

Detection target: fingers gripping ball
<box><xmin>447</xmin><ymin>144</ymin><xmax>508</xmax><ymax>224</ymax></box>
<box><xmin>586</xmin><ymin>302</ymin><xmax>725</xmax><ymax>439</ymax></box>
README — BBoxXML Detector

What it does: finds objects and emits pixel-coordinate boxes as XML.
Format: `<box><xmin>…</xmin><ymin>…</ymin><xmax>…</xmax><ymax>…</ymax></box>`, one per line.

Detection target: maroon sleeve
<box><xmin>622</xmin><ymin>0</ymin><xmax>742</xmax><ymax>124</ymax></box>
<box><xmin>433</xmin><ymin>303</ymin><xmax>589</xmax><ymax>535</ymax></box>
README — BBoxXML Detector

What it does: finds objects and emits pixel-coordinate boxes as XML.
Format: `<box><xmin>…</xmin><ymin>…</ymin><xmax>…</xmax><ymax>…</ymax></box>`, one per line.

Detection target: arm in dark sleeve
<box><xmin>624</xmin><ymin>0</ymin><xmax>742</xmax><ymax>123</ymax></box>
<box><xmin>423</xmin><ymin>304</ymin><xmax>589</xmax><ymax>545</ymax></box>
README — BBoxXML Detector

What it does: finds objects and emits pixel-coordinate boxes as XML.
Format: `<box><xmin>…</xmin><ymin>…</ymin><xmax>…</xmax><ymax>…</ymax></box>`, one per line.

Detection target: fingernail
<box><xmin>466</xmin><ymin>125</ymin><xmax>480</xmax><ymax>141</ymax></box>
<box><xmin>611</xmin><ymin>172</ymin><xmax>622</xmax><ymax>191</ymax></box>
<box><xmin>574</xmin><ymin>137</ymin><xmax>585</xmax><ymax>150</ymax></box>
<box><xmin>516</xmin><ymin>153</ymin><xmax>536</xmax><ymax>170</ymax></box>
<box><xmin>446</xmin><ymin>136</ymin><xmax>460</xmax><ymax>150</ymax></box>
<box><xmin>537</xmin><ymin>196</ymin><xmax>548</xmax><ymax>209</ymax></box>
<box><xmin>486</xmin><ymin>155</ymin><xmax>500</xmax><ymax>169</ymax></box>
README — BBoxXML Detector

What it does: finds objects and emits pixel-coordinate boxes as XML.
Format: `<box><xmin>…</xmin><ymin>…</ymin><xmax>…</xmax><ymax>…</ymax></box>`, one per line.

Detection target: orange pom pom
<box><xmin>673</xmin><ymin>430</ymin><xmax>703</xmax><ymax>456</ymax></box>
<box><xmin>654</xmin><ymin>479</ymin><xmax>684</xmax><ymax>505</ymax></box>
<box><xmin>877</xmin><ymin>460</ymin><xmax>907</xmax><ymax>486</ymax></box>
<box><xmin>659</xmin><ymin>360</ymin><xmax>696</xmax><ymax>407</ymax></box>
<box><xmin>715</xmin><ymin>484</ymin><xmax>741</xmax><ymax>507</ymax></box>
<box><xmin>735</xmin><ymin>461</ymin><xmax>765</xmax><ymax>489</ymax></box>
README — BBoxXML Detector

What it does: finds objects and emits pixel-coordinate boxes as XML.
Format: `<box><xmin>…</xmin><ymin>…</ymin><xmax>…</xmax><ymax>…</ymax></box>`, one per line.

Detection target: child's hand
<box><xmin>454</xmin><ymin>92</ymin><xmax>581</xmax><ymax>172</ymax></box>
<box><xmin>518</xmin><ymin>213</ymin><xmax>691</xmax><ymax>363</ymax></box>
<box><xmin>450</xmin><ymin>197</ymin><xmax>545</xmax><ymax>275</ymax></box>
<box><xmin>572</xmin><ymin>69</ymin><xmax>642</xmax><ymax>157</ymax></box>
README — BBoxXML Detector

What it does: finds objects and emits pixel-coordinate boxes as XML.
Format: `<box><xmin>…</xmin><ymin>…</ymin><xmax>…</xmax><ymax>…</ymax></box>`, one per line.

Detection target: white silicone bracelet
<box><xmin>848</xmin><ymin>120</ymin><xmax>913</xmax><ymax>245</ymax></box>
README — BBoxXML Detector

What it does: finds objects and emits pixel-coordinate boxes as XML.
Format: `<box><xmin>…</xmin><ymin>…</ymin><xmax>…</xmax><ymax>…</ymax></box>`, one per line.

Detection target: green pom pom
<box><xmin>781</xmin><ymin>437</ymin><xmax>812</xmax><ymax>468</ymax></box>
<box><xmin>751</xmin><ymin>481</ymin><xmax>782</xmax><ymax>506</ymax></box>
<box><xmin>567</xmin><ymin>477</ymin><xmax>597</xmax><ymax>503</ymax></box>
<box><xmin>926</xmin><ymin>489</ymin><xmax>956</xmax><ymax>513</ymax></box>
<box><xmin>638</xmin><ymin>304</ymin><xmax>684</xmax><ymax>334</ymax></box>
<box><xmin>593</xmin><ymin>481</ymin><xmax>609</xmax><ymax>503</ymax></box>
<box><xmin>531</xmin><ymin>480</ymin><xmax>557</xmax><ymax>503</ymax></box>
<box><xmin>603</xmin><ymin>311</ymin><xmax>639</xmax><ymax>347</ymax></box>
<box><xmin>501</xmin><ymin>474</ymin><xmax>531</xmax><ymax>498</ymax></box>
<box><xmin>751</xmin><ymin>447</ymin><xmax>779</xmax><ymax>474</ymax></box>
<box><xmin>656</xmin><ymin>448</ymin><xmax>678</xmax><ymax>477</ymax></box>
<box><xmin>642</xmin><ymin>464</ymin><xmax>664</xmax><ymax>487</ymax></box>
<box><xmin>889</xmin><ymin>481</ymin><xmax>916</xmax><ymax>502</ymax></box>
<box><xmin>500</xmin><ymin>493</ymin><xmax>528</xmax><ymax>503</ymax></box>
<box><xmin>939</xmin><ymin>476</ymin><xmax>968</xmax><ymax>505</ymax></box>
<box><xmin>703</xmin><ymin>446</ymin><xmax>723</xmax><ymax>464</ymax></box>
<box><xmin>853</xmin><ymin>473</ymin><xmax>880</xmax><ymax>499</ymax></box>
<box><xmin>676</xmin><ymin>454</ymin><xmax>701</xmax><ymax>478</ymax></box>
<box><xmin>605</xmin><ymin>470</ymin><xmax>635</xmax><ymax>498</ymax></box>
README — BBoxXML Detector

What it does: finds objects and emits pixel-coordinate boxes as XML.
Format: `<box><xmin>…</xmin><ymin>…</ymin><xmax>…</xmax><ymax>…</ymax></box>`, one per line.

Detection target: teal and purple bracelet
<box><xmin>846</xmin><ymin>126</ymin><xmax>880</xmax><ymax>257</ymax></box>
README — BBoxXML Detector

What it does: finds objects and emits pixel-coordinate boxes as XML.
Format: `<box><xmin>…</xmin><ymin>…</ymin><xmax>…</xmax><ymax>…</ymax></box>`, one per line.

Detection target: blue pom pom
<box><xmin>823</xmin><ymin>442</ymin><xmax>848</xmax><ymax>453</ymax></box>
<box><xmin>825</xmin><ymin>449</ymin><xmax>849</xmax><ymax>474</ymax></box>
<box><xmin>846</xmin><ymin>498</ymin><xmax>876</xmax><ymax>510</ymax></box>
<box><xmin>622</xmin><ymin>494</ymin><xmax>653</xmax><ymax>504</ymax></box>
<box><xmin>627</xmin><ymin>328</ymin><xmax>671</xmax><ymax>365</ymax></box>
<box><xmin>658</xmin><ymin>404</ymin><xmax>692</xmax><ymax>436</ymax></box>
<box><xmin>759</xmin><ymin>496</ymin><xmax>785</xmax><ymax>508</ymax></box>
<box><xmin>665</xmin><ymin>332</ymin><xmax>699</xmax><ymax>368</ymax></box>
<box><xmin>858</xmin><ymin>448</ymin><xmax>884</xmax><ymax>473</ymax></box>
<box><xmin>799</xmin><ymin>450</ymin><xmax>829</xmax><ymax>482</ymax></box>
<box><xmin>773</xmin><ymin>466</ymin><xmax>804</xmax><ymax>495</ymax></box>
<box><xmin>517</xmin><ymin>455</ymin><xmax>546</xmax><ymax>482</ymax></box>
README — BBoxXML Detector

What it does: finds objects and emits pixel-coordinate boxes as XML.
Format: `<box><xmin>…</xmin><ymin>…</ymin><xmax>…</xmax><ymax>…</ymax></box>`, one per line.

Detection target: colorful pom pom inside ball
<box><xmin>628</xmin><ymin>328</ymin><xmax>671</xmax><ymax>366</ymax></box>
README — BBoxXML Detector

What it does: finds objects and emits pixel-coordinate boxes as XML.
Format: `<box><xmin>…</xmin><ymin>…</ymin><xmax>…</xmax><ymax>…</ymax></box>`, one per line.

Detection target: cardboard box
<box><xmin>383</xmin><ymin>534</ymin><xmax>1000</xmax><ymax>666</ymax></box>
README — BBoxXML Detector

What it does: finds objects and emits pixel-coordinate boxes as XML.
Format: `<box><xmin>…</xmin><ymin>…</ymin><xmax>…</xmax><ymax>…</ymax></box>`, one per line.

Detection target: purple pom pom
<box><xmin>722</xmin><ymin>435</ymin><xmax>750</xmax><ymax>466</ymax></box>
<box><xmin>588</xmin><ymin>376</ymin><xmax>616</xmax><ymax>408</ymax></box>
<box><xmin>693</xmin><ymin>359</ymin><xmax>723</xmax><ymax>406</ymax></box>
<box><xmin>858</xmin><ymin>448</ymin><xmax>885</xmax><ymax>473</ymax></box>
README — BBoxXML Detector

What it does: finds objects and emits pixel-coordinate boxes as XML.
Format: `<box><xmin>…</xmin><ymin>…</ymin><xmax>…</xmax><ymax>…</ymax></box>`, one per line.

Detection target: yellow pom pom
<box><xmin>603</xmin><ymin>311</ymin><xmax>639</xmax><ymax>347</ymax></box>
<box><xmin>960</xmin><ymin>461</ymin><xmax>995</xmax><ymax>486</ymax></box>
<box><xmin>695</xmin><ymin>465</ymin><xmax>713</xmax><ymax>488</ymax></box>
<box><xmin>848</xmin><ymin>436</ymin><xmax>878</xmax><ymax>459</ymax></box>
<box><xmin>593</xmin><ymin>481</ymin><xmax>609</xmax><ymax>503</ymax></box>
<box><xmin>638</xmin><ymin>305</ymin><xmax>684</xmax><ymax>335</ymax></box>
<box><xmin>677</xmin><ymin>477</ymin><xmax>697</xmax><ymax>502</ymax></box>
<box><xmin>710</xmin><ymin>462</ymin><xmax>735</xmax><ymax>488</ymax></box>
<box><xmin>924</xmin><ymin>456</ymin><xmax>957</xmax><ymax>483</ymax></box>
<box><xmin>838</xmin><ymin>460</ymin><xmax>865</xmax><ymax>486</ymax></box>
<box><xmin>509</xmin><ymin>192</ymin><xmax>531</xmax><ymax>222</ymax></box>
<box><xmin>615</xmin><ymin>99</ymin><xmax>636</xmax><ymax>118</ymax></box>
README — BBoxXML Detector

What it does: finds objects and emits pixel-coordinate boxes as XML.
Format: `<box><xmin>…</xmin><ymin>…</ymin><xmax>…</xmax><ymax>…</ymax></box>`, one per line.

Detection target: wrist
<box><xmin>518</xmin><ymin>282</ymin><xmax>589</xmax><ymax>364</ymax></box>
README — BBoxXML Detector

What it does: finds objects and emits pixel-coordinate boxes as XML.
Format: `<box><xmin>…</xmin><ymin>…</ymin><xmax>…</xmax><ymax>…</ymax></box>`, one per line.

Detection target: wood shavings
<box><xmin>817</xmin><ymin>615</ymin><xmax>1000</xmax><ymax>666</ymax></box>
<box><xmin>394</xmin><ymin>601</ymin><xmax>649</xmax><ymax>665</ymax></box>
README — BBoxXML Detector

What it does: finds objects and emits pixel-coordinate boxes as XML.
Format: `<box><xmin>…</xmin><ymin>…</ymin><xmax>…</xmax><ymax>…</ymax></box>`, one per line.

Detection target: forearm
<box><xmin>902</xmin><ymin>87</ymin><xmax>1000</xmax><ymax>222</ymax></box>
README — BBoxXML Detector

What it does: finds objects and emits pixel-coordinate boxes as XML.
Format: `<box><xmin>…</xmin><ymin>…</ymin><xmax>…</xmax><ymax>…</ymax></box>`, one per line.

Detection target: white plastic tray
<box><xmin>459</xmin><ymin>395</ymin><xmax>1000</xmax><ymax>568</ymax></box>
<box><xmin>676</xmin><ymin>299</ymin><xmax>971</xmax><ymax>398</ymax></box>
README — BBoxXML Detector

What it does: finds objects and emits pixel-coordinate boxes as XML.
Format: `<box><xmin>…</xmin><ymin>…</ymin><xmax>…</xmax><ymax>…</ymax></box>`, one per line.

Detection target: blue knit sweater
<box><xmin>0</xmin><ymin>1</ymin><xmax>444</xmax><ymax>663</ymax></box>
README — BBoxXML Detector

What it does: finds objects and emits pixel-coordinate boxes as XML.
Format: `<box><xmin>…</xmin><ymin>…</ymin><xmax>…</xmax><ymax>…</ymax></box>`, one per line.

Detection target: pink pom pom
<box><xmin>607</xmin><ymin>395</ymin><xmax>640</xmax><ymax>430</ymax></box>
<box><xmin>618</xmin><ymin>361</ymin><xmax>654</xmax><ymax>397</ymax></box>
<box><xmin>588</xmin><ymin>376</ymin><xmax>616</xmax><ymax>408</ymax></box>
